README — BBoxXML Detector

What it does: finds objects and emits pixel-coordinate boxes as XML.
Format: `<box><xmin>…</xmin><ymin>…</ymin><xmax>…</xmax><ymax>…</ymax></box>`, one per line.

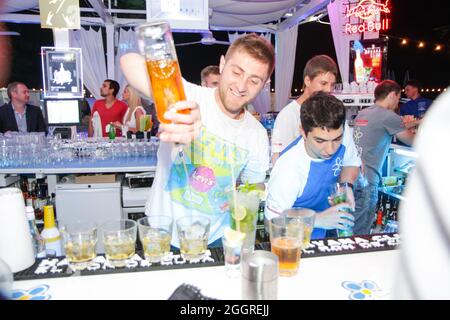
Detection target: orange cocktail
<box><xmin>271</xmin><ymin>236</ymin><xmax>302</xmax><ymax>276</ymax></box>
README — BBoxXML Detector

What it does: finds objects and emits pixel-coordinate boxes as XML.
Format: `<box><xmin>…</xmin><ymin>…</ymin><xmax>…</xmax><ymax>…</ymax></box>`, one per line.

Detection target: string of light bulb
<box><xmin>383</xmin><ymin>34</ymin><xmax>447</xmax><ymax>52</ymax></box>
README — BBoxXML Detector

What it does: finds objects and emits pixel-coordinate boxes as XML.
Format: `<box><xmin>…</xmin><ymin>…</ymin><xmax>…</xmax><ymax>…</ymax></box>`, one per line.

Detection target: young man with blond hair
<box><xmin>121</xmin><ymin>34</ymin><xmax>274</xmax><ymax>247</ymax></box>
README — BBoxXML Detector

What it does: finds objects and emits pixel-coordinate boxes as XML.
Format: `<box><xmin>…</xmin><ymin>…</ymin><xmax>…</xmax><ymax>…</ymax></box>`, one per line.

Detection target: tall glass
<box><xmin>136</xmin><ymin>20</ymin><xmax>189</xmax><ymax>124</ymax></box>
<box><xmin>229</xmin><ymin>191</ymin><xmax>260</xmax><ymax>253</ymax></box>
<box><xmin>329</xmin><ymin>182</ymin><xmax>354</xmax><ymax>237</ymax></box>
<box><xmin>101</xmin><ymin>219</ymin><xmax>137</xmax><ymax>267</ymax></box>
<box><xmin>137</xmin><ymin>216</ymin><xmax>173</xmax><ymax>263</ymax></box>
<box><xmin>284</xmin><ymin>208</ymin><xmax>316</xmax><ymax>249</ymax></box>
<box><xmin>269</xmin><ymin>216</ymin><xmax>303</xmax><ymax>277</ymax></box>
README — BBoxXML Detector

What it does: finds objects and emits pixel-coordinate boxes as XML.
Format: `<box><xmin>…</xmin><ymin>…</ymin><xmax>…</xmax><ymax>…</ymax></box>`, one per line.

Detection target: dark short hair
<box><xmin>374</xmin><ymin>80</ymin><xmax>401</xmax><ymax>102</ymax></box>
<box><xmin>405</xmin><ymin>79</ymin><xmax>422</xmax><ymax>91</ymax></box>
<box><xmin>7</xmin><ymin>81</ymin><xmax>26</xmax><ymax>99</ymax></box>
<box><xmin>303</xmin><ymin>55</ymin><xmax>338</xmax><ymax>82</ymax></box>
<box><xmin>301</xmin><ymin>91</ymin><xmax>346</xmax><ymax>135</ymax></box>
<box><xmin>201</xmin><ymin>65</ymin><xmax>220</xmax><ymax>83</ymax></box>
<box><xmin>226</xmin><ymin>33</ymin><xmax>275</xmax><ymax>80</ymax></box>
<box><xmin>105</xmin><ymin>79</ymin><xmax>120</xmax><ymax>97</ymax></box>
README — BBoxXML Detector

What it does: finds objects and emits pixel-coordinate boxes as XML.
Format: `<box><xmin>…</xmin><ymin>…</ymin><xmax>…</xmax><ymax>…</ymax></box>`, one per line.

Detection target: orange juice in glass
<box><xmin>136</xmin><ymin>21</ymin><xmax>189</xmax><ymax>124</ymax></box>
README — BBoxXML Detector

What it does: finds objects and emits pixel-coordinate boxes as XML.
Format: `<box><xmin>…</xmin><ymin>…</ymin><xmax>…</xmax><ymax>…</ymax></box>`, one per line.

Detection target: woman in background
<box><xmin>121</xmin><ymin>84</ymin><xmax>147</xmax><ymax>133</ymax></box>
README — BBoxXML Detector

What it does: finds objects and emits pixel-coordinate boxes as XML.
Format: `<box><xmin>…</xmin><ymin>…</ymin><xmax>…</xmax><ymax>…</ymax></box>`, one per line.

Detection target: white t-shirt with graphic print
<box><xmin>145</xmin><ymin>81</ymin><xmax>270</xmax><ymax>247</ymax></box>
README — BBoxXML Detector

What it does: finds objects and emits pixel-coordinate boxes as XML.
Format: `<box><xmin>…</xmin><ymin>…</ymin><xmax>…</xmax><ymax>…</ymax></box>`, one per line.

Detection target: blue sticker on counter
<box><xmin>342</xmin><ymin>280</ymin><xmax>389</xmax><ymax>300</ymax></box>
<box><xmin>11</xmin><ymin>284</ymin><xmax>51</xmax><ymax>300</ymax></box>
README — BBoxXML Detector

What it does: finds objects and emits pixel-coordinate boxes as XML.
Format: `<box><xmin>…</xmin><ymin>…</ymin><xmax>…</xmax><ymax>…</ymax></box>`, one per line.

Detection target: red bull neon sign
<box><xmin>343</xmin><ymin>0</ymin><xmax>391</xmax><ymax>35</ymax></box>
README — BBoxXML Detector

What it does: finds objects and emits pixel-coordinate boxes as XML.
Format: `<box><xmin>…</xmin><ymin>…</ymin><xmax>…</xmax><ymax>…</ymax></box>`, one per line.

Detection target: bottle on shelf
<box><xmin>108</xmin><ymin>123</ymin><xmax>116</xmax><ymax>140</ymax></box>
<box><xmin>41</xmin><ymin>205</ymin><xmax>62</xmax><ymax>257</ymax></box>
<box><xmin>372</xmin><ymin>195</ymin><xmax>385</xmax><ymax>234</ymax></box>
<box><xmin>20</xmin><ymin>176</ymin><xmax>29</xmax><ymax>202</ymax></box>
<box><xmin>34</xmin><ymin>179</ymin><xmax>48</xmax><ymax>221</ymax></box>
<box><xmin>25</xmin><ymin>206</ymin><xmax>46</xmax><ymax>258</ymax></box>
<box><xmin>384</xmin><ymin>197</ymin><xmax>391</xmax><ymax>226</ymax></box>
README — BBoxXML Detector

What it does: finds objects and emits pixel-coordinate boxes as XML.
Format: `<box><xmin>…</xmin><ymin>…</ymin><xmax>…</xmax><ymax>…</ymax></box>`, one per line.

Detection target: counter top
<box><xmin>11</xmin><ymin>236</ymin><xmax>399</xmax><ymax>300</ymax></box>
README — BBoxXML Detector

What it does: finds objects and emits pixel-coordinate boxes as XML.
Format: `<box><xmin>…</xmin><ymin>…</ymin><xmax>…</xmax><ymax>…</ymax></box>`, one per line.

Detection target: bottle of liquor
<box><xmin>108</xmin><ymin>123</ymin><xmax>116</xmax><ymax>140</ymax></box>
<box><xmin>48</xmin><ymin>193</ymin><xmax>57</xmax><ymax>220</ymax></box>
<box><xmin>27</xmin><ymin>181</ymin><xmax>37</xmax><ymax>211</ymax></box>
<box><xmin>372</xmin><ymin>195</ymin><xmax>385</xmax><ymax>234</ymax></box>
<box><xmin>41</xmin><ymin>205</ymin><xmax>62</xmax><ymax>256</ymax></box>
<box><xmin>25</xmin><ymin>206</ymin><xmax>46</xmax><ymax>258</ymax></box>
<box><xmin>354</xmin><ymin>49</ymin><xmax>365</xmax><ymax>84</ymax></box>
<box><xmin>20</xmin><ymin>176</ymin><xmax>29</xmax><ymax>202</ymax></box>
<box><xmin>34</xmin><ymin>180</ymin><xmax>43</xmax><ymax>221</ymax></box>
<box><xmin>384</xmin><ymin>198</ymin><xmax>391</xmax><ymax>226</ymax></box>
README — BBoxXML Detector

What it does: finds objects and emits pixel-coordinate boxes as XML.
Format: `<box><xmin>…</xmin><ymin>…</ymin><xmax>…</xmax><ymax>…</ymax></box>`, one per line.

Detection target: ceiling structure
<box><xmin>0</xmin><ymin>0</ymin><xmax>330</xmax><ymax>33</ymax></box>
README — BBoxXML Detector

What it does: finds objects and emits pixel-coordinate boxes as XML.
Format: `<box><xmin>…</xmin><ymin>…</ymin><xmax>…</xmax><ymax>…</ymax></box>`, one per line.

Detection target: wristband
<box><xmin>342</xmin><ymin>182</ymin><xmax>354</xmax><ymax>189</ymax></box>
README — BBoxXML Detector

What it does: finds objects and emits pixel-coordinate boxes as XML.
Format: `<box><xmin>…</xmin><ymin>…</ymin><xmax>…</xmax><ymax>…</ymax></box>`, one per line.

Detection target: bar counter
<box><xmin>11</xmin><ymin>235</ymin><xmax>399</xmax><ymax>300</ymax></box>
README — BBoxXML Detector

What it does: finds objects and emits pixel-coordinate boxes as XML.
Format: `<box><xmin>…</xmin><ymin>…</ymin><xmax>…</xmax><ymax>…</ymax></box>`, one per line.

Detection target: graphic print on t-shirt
<box><xmin>165</xmin><ymin>127</ymin><xmax>248</xmax><ymax>215</ymax></box>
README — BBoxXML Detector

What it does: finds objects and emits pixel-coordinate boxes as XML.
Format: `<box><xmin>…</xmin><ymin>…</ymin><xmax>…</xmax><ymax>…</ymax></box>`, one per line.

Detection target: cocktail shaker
<box><xmin>241</xmin><ymin>250</ymin><xmax>278</xmax><ymax>300</ymax></box>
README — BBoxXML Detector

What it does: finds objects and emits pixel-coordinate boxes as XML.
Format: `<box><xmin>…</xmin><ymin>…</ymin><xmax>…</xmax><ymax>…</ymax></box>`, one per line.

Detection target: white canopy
<box><xmin>1</xmin><ymin>0</ymin><xmax>331</xmax><ymax>111</ymax></box>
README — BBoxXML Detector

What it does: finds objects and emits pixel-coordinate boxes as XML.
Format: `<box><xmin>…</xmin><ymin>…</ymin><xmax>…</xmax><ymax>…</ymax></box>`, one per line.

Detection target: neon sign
<box><xmin>346</xmin><ymin>0</ymin><xmax>390</xmax><ymax>20</ymax></box>
<box><xmin>343</xmin><ymin>0</ymin><xmax>391</xmax><ymax>35</ymax></box>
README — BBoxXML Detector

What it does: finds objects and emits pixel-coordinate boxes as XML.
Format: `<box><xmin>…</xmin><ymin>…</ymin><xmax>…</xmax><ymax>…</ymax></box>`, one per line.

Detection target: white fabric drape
<box><xmin>115</xmin><ymin>28</ymin><xmax>139</xmax><ymax>98</ymax></box>
<box><xmin>69</xmin><ymin>27</ymin><xmax>107</xmax><ymax>99</ymax></box>
<box><xmin>327</xmin><ymin>0</ymin><xmax>361</xmax><ymax>84</ymax></box>
<box><xmin>274</xmin><ymin>25</ymin><xmax>298</xmax><ymax>112</ymax></box>
<box><xmin>227</xmin><ymin>32</ymin><xmax>272</xmax><ymax>114</ymax></box>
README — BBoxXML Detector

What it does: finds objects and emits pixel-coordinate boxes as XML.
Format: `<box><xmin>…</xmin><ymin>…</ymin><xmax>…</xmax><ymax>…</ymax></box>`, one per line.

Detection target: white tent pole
<box><xmin>106</xmin><ymin>24</ymin><xmax>115</xmax><ymax>80</ymax></box>
<box><xmin>53</xmin><ymin>28</ymin><xmax>70</xmax><ymax>48</ymax></box>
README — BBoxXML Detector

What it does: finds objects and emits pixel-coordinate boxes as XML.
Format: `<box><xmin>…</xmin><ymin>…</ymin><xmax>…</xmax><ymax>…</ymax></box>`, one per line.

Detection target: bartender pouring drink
<box><xmin>121</xmin><ymin>33</ymin><xmax>275</xmax><ymax>248</ymax></box>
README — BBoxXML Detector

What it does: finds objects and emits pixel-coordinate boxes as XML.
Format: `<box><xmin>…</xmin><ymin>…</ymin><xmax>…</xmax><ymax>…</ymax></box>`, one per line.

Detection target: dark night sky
<box><xmin>4</xmin><ymin>0</ymin><xmax>450</xmax><ymax>98</ymax></box>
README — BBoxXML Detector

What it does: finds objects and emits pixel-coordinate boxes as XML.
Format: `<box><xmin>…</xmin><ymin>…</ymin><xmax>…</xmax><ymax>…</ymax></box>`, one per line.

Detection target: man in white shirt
<box><xmin>272</xmin><ymin>55</ymin><xmax>338</xmax><ymax>163</ymax></box>
<box><xmin>266</xmin><ymin>92</ymin><xmax>358</xmax><ymax>239</ymax></box>
<box><xmin>271</xmin><ymin>55</ymin><xmax>360</xmax><ymax>204</ymax></box>
<box><xmin>121</xmin><ymin>34</ymin><xmax>274</xmax><ymax>247</ymax></box>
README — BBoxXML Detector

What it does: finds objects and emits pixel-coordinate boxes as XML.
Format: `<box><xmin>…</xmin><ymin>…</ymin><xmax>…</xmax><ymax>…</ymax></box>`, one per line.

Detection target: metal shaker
<box><xmin>241</xmin><ymin>250</ymin><xmax>278</xmax><ymax>300</ymax></box>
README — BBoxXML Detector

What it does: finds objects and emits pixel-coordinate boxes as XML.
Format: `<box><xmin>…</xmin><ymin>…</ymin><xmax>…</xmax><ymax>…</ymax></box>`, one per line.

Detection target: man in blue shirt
<box><xmin>400</xmin><ymin>80</ymin><xmax>433</xmax><ymax>118</ymax></box>
<box><xmin>265</xmin><ymin>92</ymin><xmax>358</xmax><ymax>239</ymax></box>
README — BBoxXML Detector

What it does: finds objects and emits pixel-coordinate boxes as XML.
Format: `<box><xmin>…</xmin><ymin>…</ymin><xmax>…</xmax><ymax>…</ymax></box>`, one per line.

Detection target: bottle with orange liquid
<box><xmin>136</xmin><ymin>20</ymin><xmax>189</xmax><ymax>124</ymax></box>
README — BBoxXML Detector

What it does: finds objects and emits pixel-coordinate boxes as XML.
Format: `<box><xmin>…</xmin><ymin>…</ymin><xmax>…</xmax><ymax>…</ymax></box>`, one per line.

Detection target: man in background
<box><xmin>271</xmin><ymin>55</ymin><xmax>339</xmax><ymax>163</ymax></box>
<box><xmin>200</xmin><ymin>65</ymin><xmax>220</xmax><ymax>88</ymax></box>
<box><xmin>88</xmin><ymin>79</ymin><xmax>128</xmax><ymax>137</ymax></box>
<box><xmin>352</xmin><ymin>80</ymin><xmax>415</xmax><ymax>235</ymax></box>
<box><xmin>400</xmin><ymin>79</ymin><xmax>433</xmax><ymax>119</ymax></box>
<box><xmin>0</xmin><ymin>82</ymin><xmax>47</xmax><ymax>134</ymax></box>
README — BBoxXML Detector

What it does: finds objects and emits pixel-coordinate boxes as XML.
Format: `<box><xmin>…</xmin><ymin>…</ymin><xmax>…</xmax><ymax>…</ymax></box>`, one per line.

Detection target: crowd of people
<box><xmin>119</xmin><ymin>34</ymin><xmax>429</xmax><ymax>246</ymax></box>
<box><xmin>0</xmin><ymin>34</ymin><xmax>433</xmax><ymax>241</ymax></box>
